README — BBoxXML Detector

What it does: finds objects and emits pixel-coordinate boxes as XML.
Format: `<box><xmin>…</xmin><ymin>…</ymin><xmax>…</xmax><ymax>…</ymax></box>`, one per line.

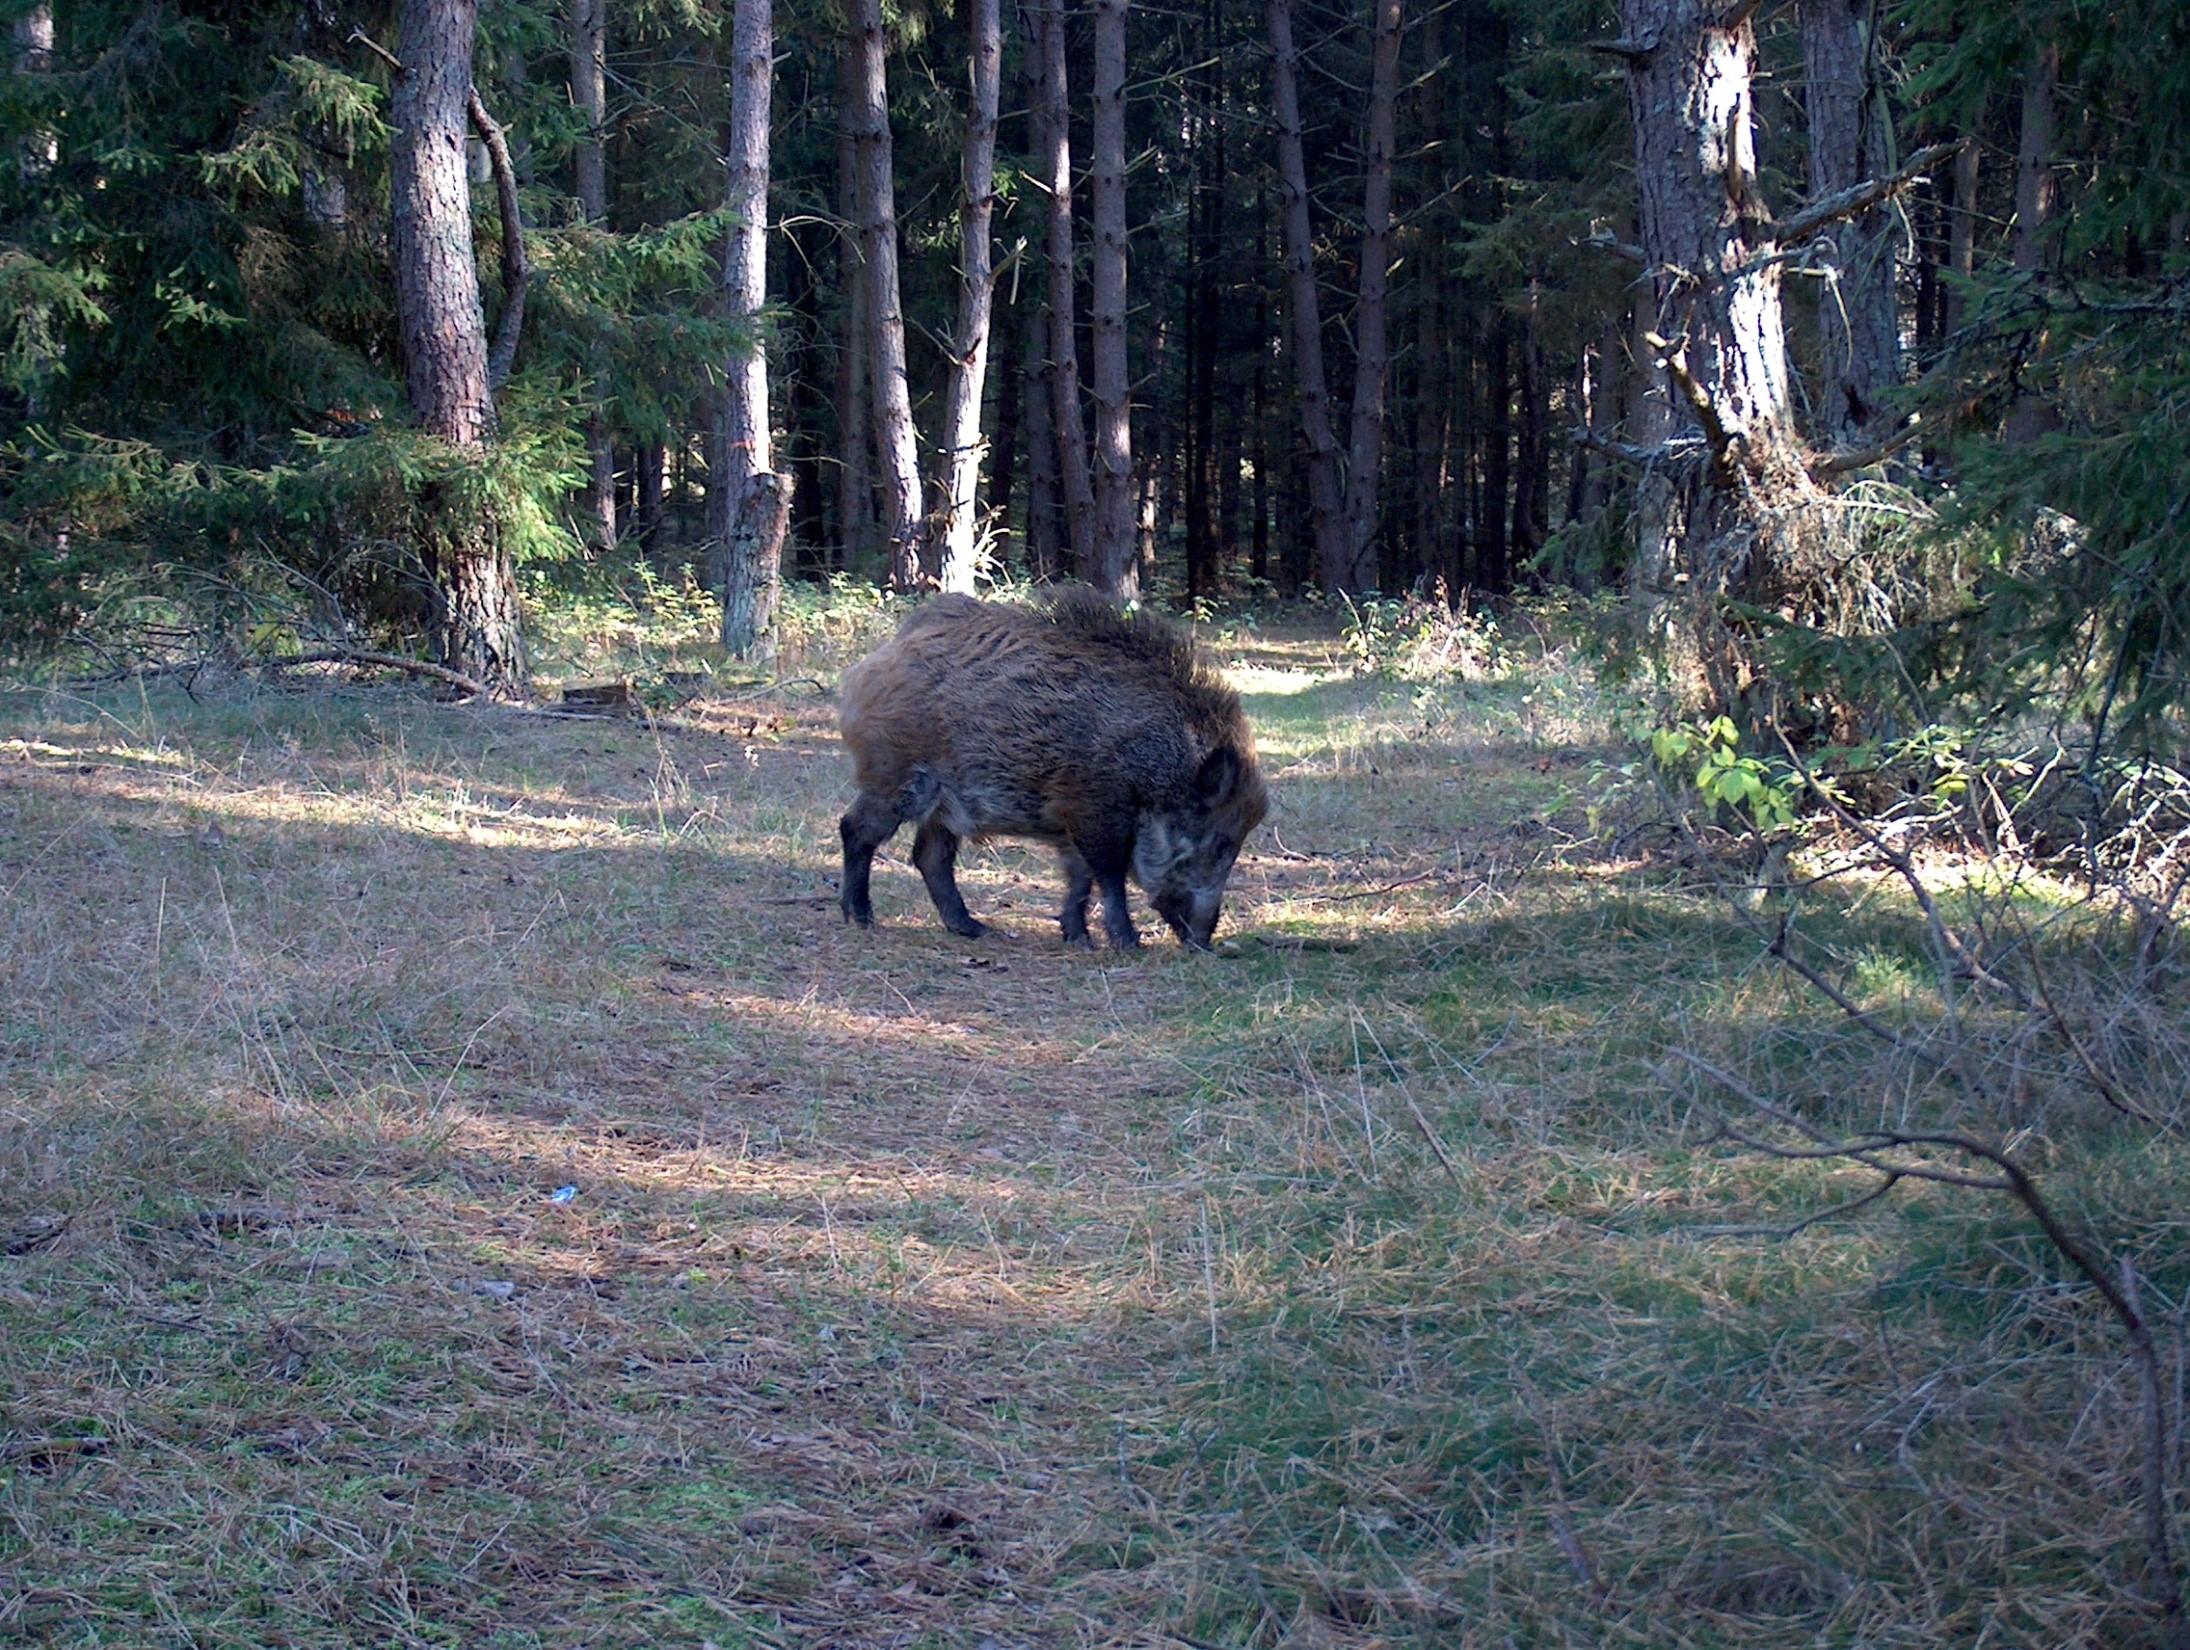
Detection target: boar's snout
<box><xmin>1153</xmin><ymin>886</ymin><xmax>1225</xmax><ymax>952</ymax></box>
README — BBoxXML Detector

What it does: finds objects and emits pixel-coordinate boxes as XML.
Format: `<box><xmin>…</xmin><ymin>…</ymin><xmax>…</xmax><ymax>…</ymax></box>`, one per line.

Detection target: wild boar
<box><xmin>836</xmin><ymin>591</ymin><xmax>1268</xmax><ymax>950</ymax></box>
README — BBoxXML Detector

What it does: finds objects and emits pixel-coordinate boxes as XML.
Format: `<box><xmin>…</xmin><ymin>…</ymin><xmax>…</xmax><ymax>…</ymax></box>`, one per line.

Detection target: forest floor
<box><xmin>1</xmin><ymin>615</ymin><xmax>2178</xmax><ymax>1648</ymax></box>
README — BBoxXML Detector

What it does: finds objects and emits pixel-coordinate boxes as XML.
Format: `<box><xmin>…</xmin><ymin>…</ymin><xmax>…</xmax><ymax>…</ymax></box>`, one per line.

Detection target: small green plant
<box><xmin>1650</xmin><ymin>715</ymin><xmax>1801</xmax><ymax>832</ymax></box>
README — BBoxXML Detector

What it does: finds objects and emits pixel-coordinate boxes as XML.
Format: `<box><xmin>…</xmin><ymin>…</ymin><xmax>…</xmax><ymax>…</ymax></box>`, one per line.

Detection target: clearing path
<box><xmin>0</xmin><ymin>630</ymin><xmax>2159</xmax><ymax>1648</ymax></box>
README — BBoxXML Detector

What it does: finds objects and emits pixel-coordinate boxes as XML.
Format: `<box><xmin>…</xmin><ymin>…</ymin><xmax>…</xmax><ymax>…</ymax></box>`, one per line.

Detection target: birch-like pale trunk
<box><xmin>1029</xmin><ymin>0</ymin><xmax>1097</xmax><ymax>579</ymax></box>
<box><xmin>847</xmin><ymin>0</ymin><xmax>926</xmax><ymax>589</ymax></box>
<box><xmin>1800</xmin><ymin>0</ymin><xmax>1897</xmax><ymax>436</ymax></box>
<box><xmin>392</xmin><ymin>0</ymin><xmax>523</xmax><ymax>691</ymax></box>
<box><xmin>11</xmin><ymin>2</ymin><xmax>57</xmax><ymax>410</ymax></box>
<box><xmin>1088</xmin><ymin>0</ymin><xmax>1134</xmax><ymax>595</ymax></box>
<box><xmin>14</xmin><ymin>3</ymin><xmax>56</xmax><ymax>175</ymax></box>
<box><xmin>568</xmin><ymin>0</ymin><xmax>616</xmax><ymax>550</ymax></box>
<box><xmin>935</xmin><ymin>0</ymin><xmax>1002</xmax><ymax>593</ymax></box>
<box><xmin>1334</xmin><ymin>0</ymin><xmax>1402</xmax><ymax>592</ymax></box>
<box><xmin>1266</xmin><ymin>0</ymin><xmax>1346</xmax><ymax>587</ymax></box>
<box><xmin>717</xmin><ymin>0</ymin><xmax>779</xmax><ymax>653</ymax></box>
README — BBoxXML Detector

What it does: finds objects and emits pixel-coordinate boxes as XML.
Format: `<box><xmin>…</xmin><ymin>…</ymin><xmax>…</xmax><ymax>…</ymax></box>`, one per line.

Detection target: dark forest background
<box><xmin>3</xmin><ymin>0</ymin><xmax>2188</xmax><ymax>748</ymax></box>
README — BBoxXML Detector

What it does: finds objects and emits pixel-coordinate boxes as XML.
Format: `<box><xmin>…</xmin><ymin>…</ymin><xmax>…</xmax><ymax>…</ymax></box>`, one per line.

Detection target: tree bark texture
<box><xmin>392</xmin><ymin>0</ymin><xmax>523</xmax><ymax>694</ymax></box>
<box><xmin>834</xmin><ymin>108</ymin><xmax>875</xmax><ymax>569</ymax></box>
<box><xmin>1513</xmin><ymin>286</ymin><xmax>1551</xmax><ymax>563</ymax></box>
<box><xmin>569</xmin><ymin>0</ymin><xmax>607</xmax><ymax>223</ymax></box>
<box><xmin>393</xmin><ymin>0</ymin><xmax>492</xmax><ymax>448</ymax></box>
<box><xmin>847</xmin><ymin>0</ymin><xmax>926</xmax><ymax>589</ymax></box>
<box><xmin>1030</xmin><ymin>0</ymin><xmax>1097</xmax><ymax>580</ymax></box>
<box><xmin>569</xmin><ymin>0</ymin><xmax>615</xmax><ymax>549</ymax></box>
<box><xmin>1335</xmin><ymin>0</ymin><xmax>1403</xmax><ymax>592</ymax></box>
<box><xmin>1800</xmin><ymin>0</ymin><xmax>1897</xmax><ymax>435</ymax></box>
<box><xmin>1620</xmin><ymin>0</ymin><xmax>1800</xmax><ymax>705</ymax></box>
<box><xmin>1945</xmin><ymin>135</ymin><xmax>1979</xmax><ymax>336</ymax></box>
<box><xmin>1267</xmin><ymin>0</ymin><xmax>1346</xmax><ymax>586</ymax></box>
<box><xmin>1479</xmin><ymin>305</ymin><xmax>1511</xmax><ymax>591</ymax></box>
<box><xmin>721</xmin><ymin>472</ymin><xmax>789</xmax><ymax>661</ymax></box>
<box><xmin>2006</xmin><ymin>39</ymin><xmax>2059</xmax><ymax>444</ymax></box>
<box><xmin>1020</xmin><ymin>278</ymin><xmax>1064</xmax><ymax>579</ymax></box>
<box><xmin>935</xmin><ymin>0</ymin><xmax>1002</xmax><ymax>593</ymax></box>
<box><xmin>2014</xmin><ymin>41</ymin><xmax>2058</xmax><ymax>273</ymax></box>
<box><xmin>988</xmin><ymin>296</ymin><xmax>1021</xmax><ymax>565</ymax></box>
<box><xmin>717</xmin><ymin>0</ymin><xmax>779</xmax><ymax>649</ymax></box>
<box><xmin>1088</xmin><ymin>0</ymin><xmax>1134</xmax><ymax>595</ymax></box>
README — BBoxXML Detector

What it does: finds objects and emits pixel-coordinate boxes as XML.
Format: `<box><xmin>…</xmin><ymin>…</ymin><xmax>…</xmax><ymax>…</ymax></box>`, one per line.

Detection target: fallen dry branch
<box><xmin>265</xmin><ymin>647</ymin><xmax>492</xmax><ymax>699</ymax></box>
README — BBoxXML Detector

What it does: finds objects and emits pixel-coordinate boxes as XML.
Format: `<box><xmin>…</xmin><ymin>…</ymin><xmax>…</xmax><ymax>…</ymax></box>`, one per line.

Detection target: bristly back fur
<box><xmin>1042</xmin><ymin>588</ymin><xmax>1240</xmax><ymax>731</ymax></box>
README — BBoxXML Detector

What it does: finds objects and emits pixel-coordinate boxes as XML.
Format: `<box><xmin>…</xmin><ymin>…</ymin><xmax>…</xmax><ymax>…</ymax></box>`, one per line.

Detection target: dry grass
<box><xmin>2</xmin><ymin>617</ymin><xmax>2184</xmax><ymax>1648</ymax></box>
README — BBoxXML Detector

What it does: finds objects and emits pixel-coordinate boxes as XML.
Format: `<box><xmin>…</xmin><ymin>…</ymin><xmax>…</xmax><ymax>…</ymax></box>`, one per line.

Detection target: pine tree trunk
<box><xmin>987</xmin><ymin>294</ymin><xmax>1020</xmax><ymax>565</ymax></box>
<box><xmin>636</xmin><ymin>442</ymin><xmax>665</xmax><ymax>547</ymax></box>
<box><xmin>1408</xmin><ymin>237</ymin><xmax>1444</xmax><ymax>591</ymax></box>
<box><xmin>1335</xmin><ymin>0</ymin><xmax>1402</xmax><ymax>592</ymax></box>
<box><xmin>1029</xmin><ymin>0</ymin><xmax>1097</xmax><ymax>579</ymax></box>
<box><xmin>716</xmin><ymin>0</ymin><xmax>778</xmax><ymax>653</ymax></box>
<box><xmin>1185</xmin><ymin>57</ymin><xmax>1218</xmax><ymax>598</ymax></box>
<box><xmin>1800</xmin><ymin>0</ymin><xmax>1897</xmax><ymax>435</ymax></box>
<box><xmin>1577</xmin><ymin>312</ymin><xmax>1624</xmax><ymax>525</ymax></box>
<box><xmin>569</xmin><ymin>0</ymin><xmax>616</xmax><ymax>551</ymax></box>
<box><xmin>1620</xmin><ymin>0</ymin><xmax>1801</xmax><ymax>709</ymax></box>
<box><xmin>2004</xmin><ymin>40</ymin><xmax>2059</xmax><ymax>444</ymax></box>
<box><xmin>392</xmin><ymin>0</ymin><xmax>523</xmax><ymax>693</ymax></box>
<box><xmin>1480</xmin><ymin>308</ymin><xmax>1511</xmax><ymax>592</ymax></box>
<box><xmin>1087</xmin><ymin>0</ymin><xmax>1133</xmax><ymax>595</ymax></box>
<box><xmin>1021</xmin><ymin>290</ymin><xmax>1064</xmax><ymax>579</ymax></box>
<box><xmin>934</xmin><ymin>0</ymin><xmax>1002</xmax><ymax>593</ymax></box>
<box><xmin>1252</xmin><ymin>189</ymin><xmax>1272</xmax><ymax>587</ymax></box>
<box><xmin>834</xmin><ymin>109</ymin><xmax>875</xmax><ymax>569</ymax></box>
<box><xmin>1945</xmin><ymin>136</ymin><xmax>1980</xmax><ymax>336</ymax></box>
<box><xmin>1512</xmin><ymin>285</ymin><xmax>1550</xmax><ymax>565</ymax></box>
<box><xmin>2015</xmin><ymin>42</ymin><xmax>2057</xmax><ymax>274</ymax></box>
<box><xmin>1267</xmin><ymin>0</ymin><xmax>1346</xmax><ymax>586</ymax></box>
<box><xmin>847</xmin><ymin>0</ymin><xmax>926</xmax><ymax>589</ymax></box>
<box><xmin>721</xmin><ymin>473</ymin><xmax>788</xmax><ymax>664</ymax></box>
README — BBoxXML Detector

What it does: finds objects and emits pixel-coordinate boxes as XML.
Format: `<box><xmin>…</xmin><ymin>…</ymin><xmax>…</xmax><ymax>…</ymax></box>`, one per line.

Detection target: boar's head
<box><xmin>1132</xmin><ymin>745</ymin><xmax>1268</xmax><ymax>951</ymax></box>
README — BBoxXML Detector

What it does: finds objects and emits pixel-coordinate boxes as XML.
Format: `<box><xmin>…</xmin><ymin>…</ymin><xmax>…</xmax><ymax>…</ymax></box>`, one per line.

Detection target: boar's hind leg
<box><xmin>839</xmin><ymin>792</ymin><xmax>904</xmax><ymax>927</ymax></box>
<box><xmin>1058</xmin><ymin>850</ymin><xmax>1095</xmax><ymax>948</ymax></box>
<box><xmin>912</xmin><ymin>821</ymin><xmax>989</xmax><ymax>938</ymax></box>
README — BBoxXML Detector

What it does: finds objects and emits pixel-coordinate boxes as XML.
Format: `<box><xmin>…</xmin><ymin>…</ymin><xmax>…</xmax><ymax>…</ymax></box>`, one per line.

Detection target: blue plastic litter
<box><xmin>550</xmin><ymin>1185</ymin><xmax>578</xmax><ymax>1204</ymax></box>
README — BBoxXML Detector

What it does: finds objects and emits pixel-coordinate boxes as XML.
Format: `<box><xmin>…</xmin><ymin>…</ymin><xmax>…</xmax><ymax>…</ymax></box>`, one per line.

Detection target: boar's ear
<box><xmin>1194</xmin><ymin>746</ymin><xmax>1242</xmax><ymax>805</ymax></box>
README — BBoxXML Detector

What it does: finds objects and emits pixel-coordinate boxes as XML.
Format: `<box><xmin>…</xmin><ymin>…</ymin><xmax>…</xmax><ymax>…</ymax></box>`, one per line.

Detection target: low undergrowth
<box><xmin>2</xmin><ymin>611</ymin><xmax>2183</xmax><ymax>1647</ymax></box>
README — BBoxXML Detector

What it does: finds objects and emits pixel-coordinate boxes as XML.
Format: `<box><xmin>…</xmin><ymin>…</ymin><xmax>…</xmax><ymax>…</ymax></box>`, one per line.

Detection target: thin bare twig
<box><xmin>1675</xmin><ymin>1048</ymin><xmax>2190</xmax><ymax>1641</ymax></box>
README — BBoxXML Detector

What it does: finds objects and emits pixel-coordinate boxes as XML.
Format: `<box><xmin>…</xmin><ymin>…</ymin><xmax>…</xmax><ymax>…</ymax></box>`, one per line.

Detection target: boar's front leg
<box><xmin>911</xmin><ymin>821</ymin><xmax>989</xmax><ymax>939</ymax></box>
<box><xmin>1057</xmin><ymin>849</ymin><xmax>1095</xmax><ymax>948</ymax></box>
<box><xmin>1073</xmin><ymin>836</ymin><xmax>1141</xmax><ymax>950</ymax></box>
